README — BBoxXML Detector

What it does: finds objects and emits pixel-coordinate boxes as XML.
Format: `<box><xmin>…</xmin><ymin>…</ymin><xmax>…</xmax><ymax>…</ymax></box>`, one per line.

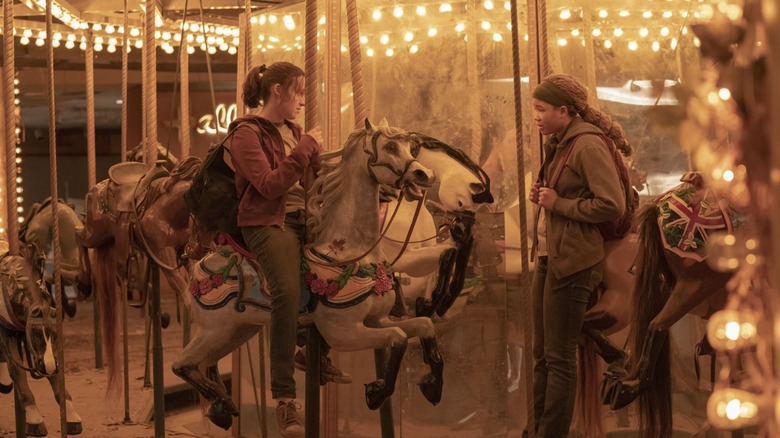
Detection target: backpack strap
<box><xmin>543</xmin><ymin>135</ymin><xmax>580</xmax><ymax>189</ymax></box>
<box><xmin>222</xmin><ymin>121</ymin><xmax>267</xmax><ymax>204</ymax></box>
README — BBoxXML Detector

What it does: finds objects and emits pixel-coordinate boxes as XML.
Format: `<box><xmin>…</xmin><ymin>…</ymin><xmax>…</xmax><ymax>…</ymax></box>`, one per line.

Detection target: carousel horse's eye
<box><xmin>30</xmin><ymin>307</ymin><xmax>43</xmax><ymax>318</ymax></box>
<box><xmin>383</xmin><ymin>142</ymin><xmax>398</xmax><ymax>153</ymax></box>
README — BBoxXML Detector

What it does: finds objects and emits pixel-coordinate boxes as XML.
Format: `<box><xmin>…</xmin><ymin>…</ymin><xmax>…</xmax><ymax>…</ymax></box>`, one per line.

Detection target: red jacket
<box><xmin>227</xmin><ymin>114</ymin><xmax>320</xmax><ymax>227</ymax></box>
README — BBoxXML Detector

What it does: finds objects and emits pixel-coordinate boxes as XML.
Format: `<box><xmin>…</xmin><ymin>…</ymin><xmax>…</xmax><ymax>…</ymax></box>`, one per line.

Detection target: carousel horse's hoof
<box><xmin>65</xmin><ymin>300</ymin><xmax>77</xmax><ymax>319</ymax></box>
<box><xmin>415</xmin><ymin>297</ymin><xmax>435</xmax><ymax>318</ymax></box>
<box><xmin>418</xmin><ymin>373</ymin><xmax>443</xmax><ymax>405</ymax></box>
<box><xmin>76</xmin><ymin>281</ymin><xmax>92</xmax><ymax>299</ymax></box>
<box><xmin>0</xmin><ymin>382</ymin><xmax>12</xmax><ymax>394</ymax></box>
<box><xmin>67</xmin><ymin>421</ymin><xmax>83</xmax><ymax>435</ymax></box>
<box><xmin>207</xmin><ymin>398</ymin><xmax>239</xmax><ymax>430</ymax></box>
<box><xmin>26</xmin><ymin>422</ymin><xmax>48</xmax><ymax>437</ymax></box>
<box><xmin>365</xmin><ymin>379</ymin><xmax>393</xmax><ymax>410</ymax></box>
<box><xmin>161</xmin><ymin>312</ymin><xmax>171</xmax><ymax>329</ymax></box>
<box><xmin>610</xmin><ymin>381</ymin><xmax>642</xmax><ymax>410</ymax></box>
<box><xmin>600</xmin><ymin>377</ymin><xmax>618</xmax><ymax>405</ymax></box>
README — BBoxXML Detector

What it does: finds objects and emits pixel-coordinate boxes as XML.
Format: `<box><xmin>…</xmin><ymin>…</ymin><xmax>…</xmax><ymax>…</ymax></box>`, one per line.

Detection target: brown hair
<box><xmin>242</xmin><ymin>62</ymin><xmax>305</xmax><ymax>109</ymax></box>
<box><xmin>533</xmin><ymin>74</ymin><xmax>632</xmax><ymax>156</ymax></box>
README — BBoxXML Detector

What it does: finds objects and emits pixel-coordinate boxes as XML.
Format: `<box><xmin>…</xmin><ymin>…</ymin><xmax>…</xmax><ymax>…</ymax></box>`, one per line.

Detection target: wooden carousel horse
<box><xmin>20</xmin><ymin>198</ymin><xmax>91</xmax><ymax>318</ymax></box>
<box><xmin>598</xmin><ymin>172</ymin><xmax>739</xmax><ymax>437</ymax></box>
<box><xmin>172</xmin><ymin>119</ymin><xmax>447</xmax><ymax>429</ymax></box>
<box><xmin>380</xmin><ymin>133</ymin><xmax>493</xmax><ymax>319</ymax></box>
<box><xmin>0</xmin><ymin>240</ymin><xmax>82</xmax><ymax>436</ymax></box>
<box><xmin>125</xmin><ymin>141</ymin><xmax>179</xmax><ymax>171</ymax></box>
<box><xmin>75</xmin><ymin>156</ymin><xmax>206</xmax><ymax>385</ymax></box>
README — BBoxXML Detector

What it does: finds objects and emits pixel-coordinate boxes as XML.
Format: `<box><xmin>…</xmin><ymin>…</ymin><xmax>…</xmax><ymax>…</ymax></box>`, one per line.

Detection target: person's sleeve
<box><xmin>230</xmin><ymin>126</ymin><xmax>319</xmax><ymax>200</ymax></box>
<box><xmin>551</xmin><ymin>138</ymin><xmax>626</xmax><ymax>223</ymax></box>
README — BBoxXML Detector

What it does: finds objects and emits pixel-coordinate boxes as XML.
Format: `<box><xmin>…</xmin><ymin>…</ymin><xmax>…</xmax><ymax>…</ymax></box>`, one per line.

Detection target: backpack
<box><xmin>184</xmin><ymin>122</ymin><xmax>264</xmax><ymax>236</ymax></box>
<box><xmin>546</xmin><ymin>133</ymin><xmax>638</xmax><ymax>241</ymax></box>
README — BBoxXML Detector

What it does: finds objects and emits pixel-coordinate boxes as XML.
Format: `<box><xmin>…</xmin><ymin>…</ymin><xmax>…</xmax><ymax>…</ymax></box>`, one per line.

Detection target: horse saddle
<box><xmin>106</xmin><ymin>162</ymin><xmax>149</xmax><ymax>213</ymax></box>
<box><xmin>189</xmin><ymin>245</ymin><xmax>311</xmax><ymax>314</ymax></box>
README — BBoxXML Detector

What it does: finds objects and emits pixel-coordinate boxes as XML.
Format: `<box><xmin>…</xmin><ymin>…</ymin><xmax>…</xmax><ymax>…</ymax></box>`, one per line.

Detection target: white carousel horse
<box><xmin>380</xmin><ymin>134</ymin><xmax>493</xmax><ymax>318</ymax></box>
<box><xmin>0</xmin><ymin>241</ymin><xmax>82</xmax><ymax>436</ymax></box>
<box><xmin>173</xmin><ymin>119</ymin><xmax>442</xmax><ymax>429</ymax></box>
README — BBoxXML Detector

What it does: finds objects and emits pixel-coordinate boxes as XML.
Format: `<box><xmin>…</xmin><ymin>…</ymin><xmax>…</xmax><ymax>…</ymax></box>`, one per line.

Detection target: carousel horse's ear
<box><xmin>378</xmin><ymin>118</ymin><xmax>390</xmax><ymax>128</ymax></box>
<box><xmin>364</xmin><ymin>118</ymin><xmax>375</xmax><ymax>133</ymax></box>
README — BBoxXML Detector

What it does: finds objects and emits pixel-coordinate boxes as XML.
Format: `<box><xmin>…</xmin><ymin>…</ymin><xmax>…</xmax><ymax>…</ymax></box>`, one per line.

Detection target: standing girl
<box><xmin>529</xmin><ymin>73</ymin><xmax>632</xmax><ymax>437</ymax></box>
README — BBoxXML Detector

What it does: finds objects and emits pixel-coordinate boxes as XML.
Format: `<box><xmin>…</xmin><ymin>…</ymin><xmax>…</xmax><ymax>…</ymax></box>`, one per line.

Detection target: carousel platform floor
<box><xmin>0</xmin><ymin>292</ymin><xmax>234</xmax><ymax>438</ymax></box>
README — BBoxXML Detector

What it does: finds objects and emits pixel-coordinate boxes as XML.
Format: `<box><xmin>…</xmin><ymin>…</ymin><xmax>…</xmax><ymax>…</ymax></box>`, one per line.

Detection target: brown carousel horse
<box><xmin>75</xmin><ymin>156</ymin><xmax>207</xmax><ymax>386</ymax></box>
<box><xmin>0</xmin><ymin>240</ymin><xmax>82</xmax><ymax>436</ymax></box>
<box><xmin>20</xmin><ymin>198</ymin><xmax>91</xmax><ymax>318</ymax></box>
<box><xmin>596</xmin><ymin>172</ymin><xmax>739</xmax><ymax>437</ymax></box>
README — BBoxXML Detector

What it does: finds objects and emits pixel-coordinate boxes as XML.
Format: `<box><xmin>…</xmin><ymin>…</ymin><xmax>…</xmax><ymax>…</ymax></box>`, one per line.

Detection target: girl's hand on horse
<box><xmin>529</xmin><ymin>181</ymin><xmax>541</xmax><ymax>204</ymax></box>
<box><xmin>537</xmin><ymin>187</ymin><xmax>558</xmax><ymax>211</ymax></box>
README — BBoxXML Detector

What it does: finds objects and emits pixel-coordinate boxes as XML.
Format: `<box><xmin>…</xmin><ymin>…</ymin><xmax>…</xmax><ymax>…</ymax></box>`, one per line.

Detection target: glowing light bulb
<box><xmin>283</xmin><ymin>15</ymin><xmax>295</xmax><ymax>30</ymax></box>
<box><xmin>455</xmin><ymin>23</ymin><xmax>466</xmax><ymax>32</ymax></box>
<box><xmin>651</xmin><ymin>41</ymin><xmax>660</xmax><ymax>52</ymax></box>
<box><xmin>639</xmin><ymin>28</ymin><xmax>649</xmax><ymax>38</ymax></box>
<box><xmin>707</xmin><ymin>309</ymin><xmax>758</xmax><ymax>350</ymax></box>
<box><xmin>416</xmin><ymin>5</ymin><xmax>426</xmax><ymax>15</ymax></box>
<box><xmin>403</xmin><ymin>31</ymin><xmax>413</xmax><ymax>42</ymax></box>
<box><xmin>481</xmin><ymin>21</ymin><xmax>491</xmax><ymax>30</ymax></box>
<box><xmin>628</xmin><ymin>41</ymin><xmax>638</xmax><ymax>51</ymax></box>
<box><xmin>560</xmin><ymin>9</ymin><xmax>571</xmax><ymax>19</ymax></box>
<box><xmin>440</xmin><ymin>3</ymin><xmax>452</xmax><ymax>12</ymax></box>
<box><xmin>598</xmin><ymin>9</ymin><xmax>608</xmax><ymax>18</ymax></box>
<box><xmin>483</xmin><ymin>0</ymin><xmax>494</xmax><ymax>10</ymax></box>
<box><xmin>409</xmin><ymin>44</ymin><xmax>418</xmax><ymax>54</ymax></box>
<box><xmin>385</xmin><ymin>48</ymin><xmax>394</xmax><ymax>57</ymax></box>
<box><xmin>366</xmin><ymin>48</ymin><xmax>374</xmax><ymax>57</ymax></box>
<box><xmin>493</xmin><ymin>33</ymin><xmax>502</xmax><ymax>42</ymax></box>
<box><xmin>380</xmin><ymin>34</ymin><xmax>389</xmax><ymax>45</ymax></box>
<box><xmin>393</xmin><ymin>6</ymin><xmax>403</xmax><ymax>17</ymax></box>
<box><xmin>707</xmin><ymin>388</ymin><xmax>763</xmax><ymax>430</ymax></box>
<box><xmin>592</xmin><ymin>28</ymin><xmax>601</xmax><ymax>37</ymax></box>
<box><xmin>427</xmin><ymin>27</ymin><xmax>437</xmax><ymax>37</ymax></box>
<box><xmin>604</xmin><ymin>39</ymin><xmax>612</xmax><ymax>49</ymax></box>
<box><xmin>613</xmin><ymin>28</ymin><xmax>623</xmax><ymax>37</ymax></box>
<box><xmin>372</xmin><ymin>9</ymin><xmax>381</xmax><ymax>20</ymax></box>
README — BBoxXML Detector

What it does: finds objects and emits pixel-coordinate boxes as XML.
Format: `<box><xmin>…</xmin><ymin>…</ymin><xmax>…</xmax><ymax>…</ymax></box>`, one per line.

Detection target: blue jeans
<box><xmin>242</xmin><ymin>213</ymin><xmax>305</xmax><ymax>400</ymax></box>
<box><xmin>532</xmin><ymin>256</ymin><xmax>602</xmax><ymax>437</ymax></box>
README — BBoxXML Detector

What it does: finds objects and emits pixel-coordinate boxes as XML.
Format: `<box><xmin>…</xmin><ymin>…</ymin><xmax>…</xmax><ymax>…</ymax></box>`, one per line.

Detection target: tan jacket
<box><xmin>536</xmin><ymin>117</ymin><xmax>626</xmax><ymax>279</ymax></box>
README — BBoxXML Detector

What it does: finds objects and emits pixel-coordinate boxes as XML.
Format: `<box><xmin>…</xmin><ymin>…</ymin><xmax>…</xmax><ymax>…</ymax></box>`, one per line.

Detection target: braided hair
<box><xmin>533</xmin><ymin>74</ymin><xmax>632</xmax><ymax>156</ymax></box>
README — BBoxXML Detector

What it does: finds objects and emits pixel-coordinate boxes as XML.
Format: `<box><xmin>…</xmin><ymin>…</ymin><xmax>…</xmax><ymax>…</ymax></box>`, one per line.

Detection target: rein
<box><xmin>363</xmin><ymin>131</ymin><xmax>416</xmax><ymax>189</ymax></box>
<box><xmin>304</xmin><ymin>197</ymin><xmax>424</xmax><ymax>268</ymax></box>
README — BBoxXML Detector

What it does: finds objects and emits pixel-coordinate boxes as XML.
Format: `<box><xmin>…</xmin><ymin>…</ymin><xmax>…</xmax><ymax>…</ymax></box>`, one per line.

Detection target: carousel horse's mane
<box><xmin>306</xmin><ymin>124</ymin><xmax>412</xmax><ymax>244</ymax></box>
<box><xmin>410</xmin><ymin>133</ymin><xmax>492</xmax><ymax>196</ymax></box>
<box><xmin>162</xmin><ymin>156</ymin><xmax>202</xmax><ymax>191</ymax></box>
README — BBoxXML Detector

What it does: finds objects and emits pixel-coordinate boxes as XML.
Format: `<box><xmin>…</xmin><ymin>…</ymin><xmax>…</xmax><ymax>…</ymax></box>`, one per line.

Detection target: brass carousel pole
<box><xmin>3</xmin><ymin>0</ymin><xmax>25</xmax><ymax>434</ymax></box>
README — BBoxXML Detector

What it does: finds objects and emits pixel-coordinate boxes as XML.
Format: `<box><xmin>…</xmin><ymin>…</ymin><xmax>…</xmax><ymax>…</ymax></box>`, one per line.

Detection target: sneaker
<box><xmin>275</xmin><ymin>400</ymin><xmax>304</xmax><ymax>438</ymax></box>
<box><xmin>294</xmin><ymin>349</ymin><xmax>353</xmax><ymax>384</ymax></box>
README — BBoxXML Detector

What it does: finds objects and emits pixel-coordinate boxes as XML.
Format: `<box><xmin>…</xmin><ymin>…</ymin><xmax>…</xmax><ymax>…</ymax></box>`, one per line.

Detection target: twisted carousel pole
<box><xmin>120</xmin><ymin>0</ymin><xmax>132</xmax><ymax>424</ymax></box>
<box><xmin>3</xmin><ymin>0</ymin><xmax>25</xmax><ymax>435</ymax></box>
<box><xmin>302</xmin><ymin>0</ymin><xmax>323</xmax><ymax>435</ymax></box>
<box><xmin>44</xmin><ymin>1</ymin><xmax>68</xmax><ymax>436</ymax></box>
<box><xmin>345</xmin><ymin>0</ymin><xmax>365</xmax><ymax>127</ymax></box>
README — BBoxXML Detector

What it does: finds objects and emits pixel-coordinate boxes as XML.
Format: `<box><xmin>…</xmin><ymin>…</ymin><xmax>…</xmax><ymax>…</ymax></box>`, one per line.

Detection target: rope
<box><xmin>511</xmin><ymin>0</ymin><xmax>534</xmax><ymax>432</ymax></box>
<box><xmin>86</xmin><ymin>31</ymin><xmax>97</xmax><ymax>188</ymax></box>
<box><xmin>121</xmin><ymin>0</ymin><xmax>129</xmax><ymax>163</ymax></box>
<box><xmin>45</xmin><ymin>2</ymin><xmax>67</xmax><ymax>436</ymax></box>
<box><xmin>303</xmin><ymin>0</ymin><xmax>318</xmax><ymax>131</ymax></box>
<box><xmin>3</xmin><ymin>0</ymin><xmax>19</xmax><ymax>253</ymax></box>
<box><xmin>144</xmin><ymin>0</ymin><xmax>158</xmax><ymax>167</ymax></box>
<box><xmin>197</xmin><ymin>0</ymin><xmax>219</xmax><ymax>142</ymax></box>
<box><xmin>345</xmin><ymin>0</ymin><xmax>365</xmax><ymax>127</ymax></box>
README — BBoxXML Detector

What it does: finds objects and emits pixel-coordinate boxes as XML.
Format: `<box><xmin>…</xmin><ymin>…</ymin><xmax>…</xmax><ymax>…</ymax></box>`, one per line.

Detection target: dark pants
<box><xmin>532</xmin><ymin>256</ymin><xmax>601</xmax><ymax>438</ymax></box>
<box><xmin>242</xmin><ymin>213</ymin><xmax>305</xmax><ymax>400</ymax></box>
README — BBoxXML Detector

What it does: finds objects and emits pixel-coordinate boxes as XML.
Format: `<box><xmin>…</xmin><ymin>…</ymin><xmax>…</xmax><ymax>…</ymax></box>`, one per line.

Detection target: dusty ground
<box><xmin>0</xmin><ymin>294</ymin><xmax>229</xmax><ymax>438</ymax></box>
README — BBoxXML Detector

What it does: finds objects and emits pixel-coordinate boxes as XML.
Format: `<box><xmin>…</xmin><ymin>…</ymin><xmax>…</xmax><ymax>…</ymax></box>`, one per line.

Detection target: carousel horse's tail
<box><xmin>575</xmin><ymin>337</ymin><xmax>604</xmax><ymax>438</ymax></box>
<box><xmin>628</xmin><ymin>204</ymin><xmax>673</xmax><ymax>438</ymax></box>
<box><xmin>95</xmin><ymin>244</ymin><xmax>122</xmax><ymax>394</ymax></box>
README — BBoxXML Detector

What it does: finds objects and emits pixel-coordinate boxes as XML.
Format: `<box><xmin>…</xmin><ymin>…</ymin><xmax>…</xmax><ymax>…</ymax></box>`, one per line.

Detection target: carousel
<box><xmin>0</xmin><ymin>0</ymin><xmax>777</xmax><ymax>436</ymax></box>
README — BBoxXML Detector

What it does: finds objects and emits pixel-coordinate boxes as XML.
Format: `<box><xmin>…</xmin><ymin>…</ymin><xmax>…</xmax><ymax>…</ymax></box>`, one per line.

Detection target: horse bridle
<box><xmin>363</xmin><ymin>131</ymin><xmax>418</xmax><ymax>190</ymax></box>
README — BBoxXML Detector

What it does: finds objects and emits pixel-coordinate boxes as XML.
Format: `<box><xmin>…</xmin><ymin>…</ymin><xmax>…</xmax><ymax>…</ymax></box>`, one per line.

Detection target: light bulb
<box><xmin>707</xmin><ymin>388</ymin><xmax>763</xmax><ymax>430</ymax></box>
<box><xmin>707</xmin><ymin>309</ymin><xmax>758</xmax><ymax>351</ymax></box>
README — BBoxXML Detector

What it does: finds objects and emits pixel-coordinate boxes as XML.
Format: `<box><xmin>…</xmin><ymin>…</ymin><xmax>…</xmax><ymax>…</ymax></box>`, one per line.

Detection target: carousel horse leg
<box><xmin>418</xmin><ymin>337</ymin><xmax>444</xmax><ymax>405</ymax></box>
<box><xmin>0</xmin><ymin>359</ymin><xmax>12</xmax><ymax>394</ymax></box>
<box><xmin>6</xmin><ymin>356</ymin><xmax>47</xmax><ymax>436</ymax></box>
<box><xmin>48</xmin><ymin>278</ymin><xmax>77</xmax><ymax>318</ymax></box>
<box><xmin>581</xmin><ymin>326</ymin><xmax>627</xmax><ymax>365</ymax></box>
<box><xmin>172</xmin><ymin>324</ymin><xmax>259</xmax><ymax>430</ymax></box>
<box><xmin>414</xmin><ymin>248</ymin><xmax>457</xmax><ymax>317</ymax></box>
<box><xmin>46</xmin><ymin>375</ymin><xmax>83</xmax><ymax>435</ymax></box>
<box><xmin>366</xmin><ymin>340</ymin><xmax>407</xmax><ymax>410</ymax></box>
<box><xmin>435</xmin><ymin>230</ymin><xmax>474</xmax><ymax>317</ymax></box>
<box><xmin>609</xmin><ymin>329</ymin><xmax>668</xmax><ymax>410</ymax></box>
